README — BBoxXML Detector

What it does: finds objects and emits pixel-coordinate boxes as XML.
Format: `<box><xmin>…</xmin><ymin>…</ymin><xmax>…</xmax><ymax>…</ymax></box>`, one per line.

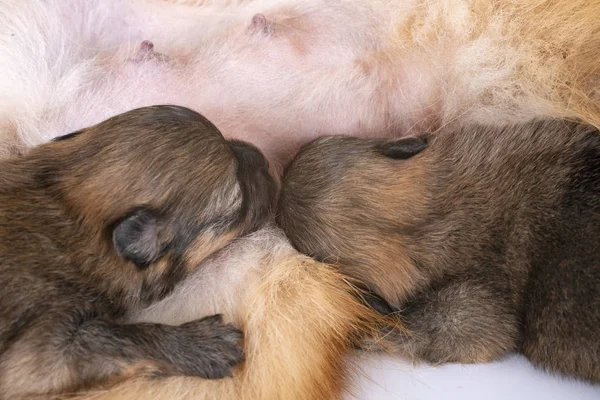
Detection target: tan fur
<box><xmin>503</xmin><ymin>0</ymin><xmax>600</xmax><ymax>127</ymax></box>
<box><xmin>387</xmin><ymin>0</ymin><xmax>600</xmax><ymax>129</ymax></box>
<box><xmin>302</xmin><ymin>138</ymin><xmax>431</xmax><ymax>302</ymax></box>
<box><xmin>0</xmin><ymin>119</ymin><xmax>22</xmax><ymax>159</ymax></box>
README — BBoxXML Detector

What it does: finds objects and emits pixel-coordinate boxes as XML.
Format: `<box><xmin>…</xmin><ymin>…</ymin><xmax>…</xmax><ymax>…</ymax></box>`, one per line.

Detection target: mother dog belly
<box><xmin>4</xmin><ymin>0</ymin><xmax>599</xmax><ymax>165</ymax></box>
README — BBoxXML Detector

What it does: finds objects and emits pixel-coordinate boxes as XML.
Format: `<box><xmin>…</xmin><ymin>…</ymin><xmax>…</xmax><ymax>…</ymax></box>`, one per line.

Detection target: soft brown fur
<box><xmin>278</xmin><ymin>120</ymin><xmax>600</xmax><ymax>383</ymax></box>
<box><xmin>0</xmin><ymin>105</ymin><xmax>277</xmax><ymax>398</ymax></box>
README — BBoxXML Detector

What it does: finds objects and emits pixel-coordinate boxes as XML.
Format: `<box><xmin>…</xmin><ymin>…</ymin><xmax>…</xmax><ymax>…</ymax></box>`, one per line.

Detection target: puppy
<box><xmin>0</xmin><ymin>105</ymin><xmax>276</xmax><ymax>399</ymax></box>
<box><xmin>1</xmin><ymin>0</ymin><xmax>600</xmax><ymax>164</ymax></box>
<box><xmin>278</xmin><ymin>120</ymin><xmax>600</xmax><ymax>383</ymax></box>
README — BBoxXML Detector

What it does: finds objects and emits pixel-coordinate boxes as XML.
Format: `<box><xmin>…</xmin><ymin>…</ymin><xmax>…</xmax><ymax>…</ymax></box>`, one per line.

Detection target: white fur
<box><xmin>0</xmin><ymin>0</ymin><xmax>387</xmax><ymax>162</ymax></box>
<box><xmin>128</xmin><ymin>226</ymin><xmax>294</xmax><ymax>325</ymax></box>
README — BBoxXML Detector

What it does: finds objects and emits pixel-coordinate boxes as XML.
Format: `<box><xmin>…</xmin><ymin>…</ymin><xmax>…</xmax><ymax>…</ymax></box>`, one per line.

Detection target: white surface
<box><xmin>349</xmin><ymin>354</ymin><xmax>600</xmax><ymax>400</ymax></box>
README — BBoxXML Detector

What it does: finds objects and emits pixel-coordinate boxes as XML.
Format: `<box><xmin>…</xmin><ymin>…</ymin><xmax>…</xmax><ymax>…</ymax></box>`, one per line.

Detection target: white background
<box><xmin>349</xmin><ymin>354</ymin><xmax>600</xmax><ymax>400</ymax></box>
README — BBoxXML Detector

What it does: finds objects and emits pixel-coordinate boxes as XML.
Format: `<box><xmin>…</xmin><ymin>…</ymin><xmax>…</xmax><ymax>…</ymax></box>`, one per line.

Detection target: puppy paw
<box><xmin>168</xmin><ymin>314</ymin><xmax>244</xmax><ymax>379</ymax></box>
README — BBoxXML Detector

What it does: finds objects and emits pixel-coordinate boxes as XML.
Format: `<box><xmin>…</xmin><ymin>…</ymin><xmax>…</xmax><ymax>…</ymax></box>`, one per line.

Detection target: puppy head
<box><xmin>37</xmin><ymin>105</ymin><xmax>276</xmax><ymax>302</ymax></box>
<box><xmin>277</xmin><ymin>135</ymin><xmax>430</xmax><ymax>305</ymax></box>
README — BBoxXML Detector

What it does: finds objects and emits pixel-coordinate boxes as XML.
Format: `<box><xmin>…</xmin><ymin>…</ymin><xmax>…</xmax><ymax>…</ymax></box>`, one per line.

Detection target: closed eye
<box><xmin>51</xmin><ymin>130</ymin><xmax>83</xmax><ymax>142</ymax></box>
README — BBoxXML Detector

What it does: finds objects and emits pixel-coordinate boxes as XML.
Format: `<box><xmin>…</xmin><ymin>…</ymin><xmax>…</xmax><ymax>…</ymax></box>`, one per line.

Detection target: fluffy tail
<box><xmin>63</xmin><ymin>236</ymin><xmax>385</xmax><ymax>400</ymax></box>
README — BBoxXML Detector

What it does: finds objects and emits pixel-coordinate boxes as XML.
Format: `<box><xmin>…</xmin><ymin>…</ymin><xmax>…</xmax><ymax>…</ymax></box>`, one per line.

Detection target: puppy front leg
<box><xmin>372</xmin><ymin>271</ymin><xmax>520</xmax><ymax>365</ymax></box>
<box><xmin>0</xmin><ymin>313</ymin><xmax>243</xmax><ymax>399</ymax></box>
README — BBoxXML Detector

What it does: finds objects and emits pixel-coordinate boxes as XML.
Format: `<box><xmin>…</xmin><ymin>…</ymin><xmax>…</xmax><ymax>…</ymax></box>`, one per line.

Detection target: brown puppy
<box><xmin>0</xmin><ymin>105</ymin><xmax>276</xmax><ymax>399</ymax></box>
<box><xmin>278</xmin><ymin>120</ymin><xmax>600</xmax><ymax>383</ymax></box>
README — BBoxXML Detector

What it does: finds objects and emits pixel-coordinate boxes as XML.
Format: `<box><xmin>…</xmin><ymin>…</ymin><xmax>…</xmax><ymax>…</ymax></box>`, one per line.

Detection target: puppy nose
<box><xmin>228</xmin><ymin>140</ymin><xmax>277</xmax><ymax>231</ymax></box>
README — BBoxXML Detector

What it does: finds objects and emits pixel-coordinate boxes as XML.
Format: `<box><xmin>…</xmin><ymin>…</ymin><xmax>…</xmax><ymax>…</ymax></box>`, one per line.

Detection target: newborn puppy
<box><xmin>0</xmin><ymin>105</ymin><xmax>275</xmax><ymax>399</ymax></box>
<box><xmin>278</xmin><ymin>120</ymin><xmax>600</xmax><ymax>383</ymax></box>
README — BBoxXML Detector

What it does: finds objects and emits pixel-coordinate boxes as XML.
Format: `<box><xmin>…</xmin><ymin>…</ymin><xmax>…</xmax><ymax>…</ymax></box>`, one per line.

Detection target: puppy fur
<box><xmin>0</xmin><ymin>0</ymin><xmax>600</xmax><ymax>164</ymax></box>
<box><xmin>0</xmin><ymin>105</ymin><xmax>277</xmax><ymax>398</ymax></box>
<box><xmin>278</xmin><ymin>120</ymin><xmax>600</xmax><ymax>383</ymax></box>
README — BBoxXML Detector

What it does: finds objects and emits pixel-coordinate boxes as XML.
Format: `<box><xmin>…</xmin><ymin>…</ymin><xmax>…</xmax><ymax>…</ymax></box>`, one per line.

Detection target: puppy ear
<box><xmin>378</xmin><ymin>136</ymin><xmax>428</xmax><ymax>160</ymax></box>
<box><xmin>112</xmin><ymin>208</ymin><xmax>163</xmax><ymax>268</ymax></box>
